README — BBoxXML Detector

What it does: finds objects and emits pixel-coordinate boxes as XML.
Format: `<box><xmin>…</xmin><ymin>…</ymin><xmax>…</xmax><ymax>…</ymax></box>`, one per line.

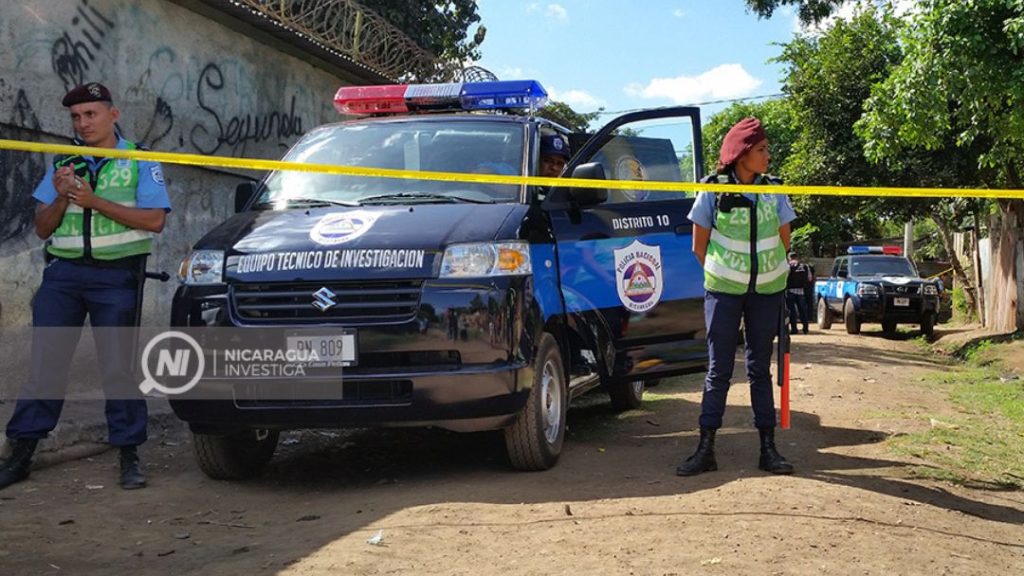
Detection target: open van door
<box><xmin>545</xmin><ymin>107</ymin><xmax>707</xmax><ymax>406</ymax></box>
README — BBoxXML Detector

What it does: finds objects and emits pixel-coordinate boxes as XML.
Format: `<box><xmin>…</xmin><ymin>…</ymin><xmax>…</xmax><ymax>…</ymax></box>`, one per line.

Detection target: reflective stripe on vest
<box><xmin>48</xmin><ymin>141</ymin><xmax>154</xmax><ymax>261</ymax></box>
<box><xmin>703</xmin><ymin>174</ymin><xmax>789</xmax><ymax>295</ymax></box>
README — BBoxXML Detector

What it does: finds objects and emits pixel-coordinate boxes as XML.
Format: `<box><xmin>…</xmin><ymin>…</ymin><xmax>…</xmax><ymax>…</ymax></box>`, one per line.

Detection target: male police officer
<box><xmin>677</xmin><ymin>117</ymin><xmax>795</xmax><ymax>477</ymax></box>
<box><xmin>786</xmin><ymin>251</ymin><xmax>812</xmax><ymax>334</ymax></box>
<box><xmin>539</xmin><ymin>133</ymin><xmax>570</xmax><ymax>178</ymax></box>
<box><xmin>0</xmin><ymin>83</ymin><xmax>171</xmax><ymax>490</ymax></box>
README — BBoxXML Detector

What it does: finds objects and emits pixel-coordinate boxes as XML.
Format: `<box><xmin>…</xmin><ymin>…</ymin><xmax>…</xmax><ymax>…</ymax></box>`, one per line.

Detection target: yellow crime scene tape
<box><xmin>2</xmin><ymin>138</ymin><xmax>1023</xmax><ymax>200</ymax></box>
<box><xmin>925</xmin><ymin>267</ymin><xmax>954</xmax><ymax>280</ymax></box>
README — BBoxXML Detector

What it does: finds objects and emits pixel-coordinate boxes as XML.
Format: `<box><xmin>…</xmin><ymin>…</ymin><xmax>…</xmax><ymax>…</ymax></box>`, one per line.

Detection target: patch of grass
<box><xmin>909</xmin><ymin>334</ymin><xmax>932</xmax><ymax>353</ymax></box>
<box><xmin>888</xmin><ymin>360</ymin><xmax>1024</xmax><ymax>488</ymax></box>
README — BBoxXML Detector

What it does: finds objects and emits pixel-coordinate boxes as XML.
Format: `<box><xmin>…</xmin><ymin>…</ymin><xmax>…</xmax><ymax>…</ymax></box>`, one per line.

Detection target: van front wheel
<box><xmin>608</xmin><ymin>378</ymin><xmax>645</xmax><ymax>412</ymax></box>
<box><xmin>505</xmin><ymin>333</ymin><xmax>567</xmax><ymax>471</ymax></box>
<box><xmin>193</xmin><ymin>429</ymin><xmax>279</xmax><ymax>480</ymax></box>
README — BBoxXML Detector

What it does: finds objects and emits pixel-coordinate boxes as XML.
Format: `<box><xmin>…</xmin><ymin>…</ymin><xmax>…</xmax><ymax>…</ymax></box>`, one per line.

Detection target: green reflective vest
<box><xmin>703</xmin><ymin>173</ymin><xmax>789</xmax><ymax>295</ymax></box>
<box><xmin>48</xmin><ymin>141</ymin><xmax>154</xmax><ymax>261</ymax></box>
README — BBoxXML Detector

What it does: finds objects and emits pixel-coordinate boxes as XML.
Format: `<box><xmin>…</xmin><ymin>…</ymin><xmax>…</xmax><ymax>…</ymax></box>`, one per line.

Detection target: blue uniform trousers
<box><xmin>699</xmin><ymin>290</ymin><xmax>783</xmax><ymax>430</ymax></box>
<box><xmin>786</xmin><ymin>289</ymin><xmax>809</xmax><ymax>331</ymax></box>
<box><xmin>6</xmin><ymin>259</ymin><xmax>148</xmax><ymax>446</ymax></box>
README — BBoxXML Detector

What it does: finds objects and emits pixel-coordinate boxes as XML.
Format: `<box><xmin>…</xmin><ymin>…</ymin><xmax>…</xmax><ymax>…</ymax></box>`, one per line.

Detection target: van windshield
<box><xmin>256</xmin><ymin>119</ymin><xmax>525</xmax><ymax>207</ymax></box>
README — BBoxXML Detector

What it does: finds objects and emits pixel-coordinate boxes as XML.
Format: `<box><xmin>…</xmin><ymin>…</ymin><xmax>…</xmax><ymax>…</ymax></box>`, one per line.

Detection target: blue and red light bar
<box><xmin>334</xmin><ymin>80</ymin><xmax>549</xmax><ymax>116</ymax></box>
<box><xmin>848</xmin><ymin>245</ymin><xmax>903</xmax><ymax>255</ymax></box>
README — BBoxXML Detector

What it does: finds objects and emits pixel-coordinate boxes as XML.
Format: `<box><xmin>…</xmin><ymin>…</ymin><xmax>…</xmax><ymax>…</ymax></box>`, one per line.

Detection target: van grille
<box><xmin>232</xmin><ymin>281</ymin><xmax>423</xmax><ymax>324</ymax></box>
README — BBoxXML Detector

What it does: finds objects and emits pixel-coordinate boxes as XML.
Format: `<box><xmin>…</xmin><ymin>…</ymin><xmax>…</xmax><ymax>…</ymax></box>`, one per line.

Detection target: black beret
<box><xmin>62</xmin><ymin>82</ymin><xmax>113</xmax><ymax>107</ymax></box>
<box><xmin>540</xmin><ymin>134</ymin><xmax>571</xmax><ymax>159</ymax></box>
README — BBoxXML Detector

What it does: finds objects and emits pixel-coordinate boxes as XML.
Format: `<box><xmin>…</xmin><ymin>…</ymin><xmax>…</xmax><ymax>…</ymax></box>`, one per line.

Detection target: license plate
<box><xmin>894</xmin><ymin>297</ymin><xmax>910</xmax><ymax>307</ymax></box>
<box><xmin>286</xmin><ymin>331</ymin><xmax>357</xmax><ymax>366</ymax></box>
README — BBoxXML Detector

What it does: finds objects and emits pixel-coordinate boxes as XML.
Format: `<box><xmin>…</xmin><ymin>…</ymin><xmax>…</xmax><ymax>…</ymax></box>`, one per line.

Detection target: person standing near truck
<box><xmin>0</xmin><ymin>82</ymin><xmax>172</xmax><ymax>491</ymax></box>
<box><xmin>677</xmin><ymin>117</ymin><xmax>795</xmax><ymax>477</ymax></box>
<box><xmin>786</xmin><ymin>251</ymin><xmax>812</xmax><ymax>334</ymax></box>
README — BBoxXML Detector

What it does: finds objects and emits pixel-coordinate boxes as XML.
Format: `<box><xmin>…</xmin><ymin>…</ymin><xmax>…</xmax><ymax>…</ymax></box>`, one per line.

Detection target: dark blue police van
<box><xmin>170</xmin><ymin>80</ymin><xmax>708</xmax><ymax>479</ymax></box>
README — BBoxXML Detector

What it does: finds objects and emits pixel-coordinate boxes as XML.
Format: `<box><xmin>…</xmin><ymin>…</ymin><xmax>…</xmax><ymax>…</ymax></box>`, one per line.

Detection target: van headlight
<box><xmin>923</xmin><ymin>284</ymin><xmax>938</xmax><ymax>295</ymax></box>
<box><xmin>440</xmin><ymin>241</ymin><xmax>532</xmax><ymax>278</ymax></box>
<box><xmin>178</xmin><ymin>250</ymin><xmax>224</xmax><ymax>285</ymax></box>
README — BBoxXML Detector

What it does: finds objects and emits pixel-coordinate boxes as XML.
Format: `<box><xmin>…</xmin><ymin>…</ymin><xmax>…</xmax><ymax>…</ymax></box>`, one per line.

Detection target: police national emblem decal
<box><xmin>310</xmin><ymin>211</ymin><xmax>379</xmax><ymax>245</ymax></box>
<box><xmin>614</xmin><ymin>240</ymin><xmax>664</xmax><ymax>312</ymax></box>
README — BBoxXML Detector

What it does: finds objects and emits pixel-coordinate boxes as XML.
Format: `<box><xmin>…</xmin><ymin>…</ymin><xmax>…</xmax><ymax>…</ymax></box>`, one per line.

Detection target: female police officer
<box><xmin>676</xmin><ymin>117</ymin><xmax>794</xmax><ymax>476</ymax></box>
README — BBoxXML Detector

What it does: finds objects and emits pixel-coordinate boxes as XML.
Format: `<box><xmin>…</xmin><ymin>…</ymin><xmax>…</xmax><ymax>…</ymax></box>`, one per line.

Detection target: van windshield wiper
<box><xmin>356</xmin><ymin>192</ymin><xmax>493</xmax><ymax>205</ymax></box>
<box><xmin>253</xmin><ymin>197</ymin><xmax>360</xmax><ymax>209</ymax></box>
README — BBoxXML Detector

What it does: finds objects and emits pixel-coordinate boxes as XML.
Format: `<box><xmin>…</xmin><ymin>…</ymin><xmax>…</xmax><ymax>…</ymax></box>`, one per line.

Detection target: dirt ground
<box><xmin>1</xmin><ymin>324</ymin><xmax>1022</xmax><ymax>576</ymax></box>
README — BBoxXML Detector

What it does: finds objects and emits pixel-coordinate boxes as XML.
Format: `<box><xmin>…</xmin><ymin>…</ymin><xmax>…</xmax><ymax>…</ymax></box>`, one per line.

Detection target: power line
<box><xmin>591</xmin><ymin>92</ymin><xmax>787</xmax><ymax>117</ymax></box>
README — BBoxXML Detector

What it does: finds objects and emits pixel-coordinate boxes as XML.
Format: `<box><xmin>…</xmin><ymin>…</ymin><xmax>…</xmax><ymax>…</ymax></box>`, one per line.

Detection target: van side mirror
<box><xmin>235</xmin><ymin>182</ymin><xmax>258</xmax><ymax>213</ymax></box>
<box><xmin>837</xmin><ymin>270</ymin><xmax>848</xmax><ymax>279</ymax></box>
<box><xmin>566</xmin><ymin>162</ymin><xmax>608</xmax><ymax>207</ymax></box>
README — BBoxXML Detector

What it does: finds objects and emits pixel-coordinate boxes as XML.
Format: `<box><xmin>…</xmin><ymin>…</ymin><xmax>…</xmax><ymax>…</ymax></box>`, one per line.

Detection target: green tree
<box><xmin>360</xmin><ymin>0</ymin><xmax>484</xmax><ymax>73</ymax></box>
<box><xmin>536</xmin><ymin>101</ymin><xmax>603</xmax><ymax>133</ymax></box>
<box><xmin>746</xmin><ymin>0</ymin><xmax>849</xmax><ymax>26</ymax></box>
<box><xmin>771</xmin><ymin>4</ymin><xmax>906</xmax><ymax>256</ymax></box>
<box><xmin>857</xmin><ymin>0</ymin><xmax>1024</xmax><ymax>329</ymax></box>
<box><xmin>701</xmin><ymin>98</ymin><xmax>799</xmax><ymax>178</ymax></box>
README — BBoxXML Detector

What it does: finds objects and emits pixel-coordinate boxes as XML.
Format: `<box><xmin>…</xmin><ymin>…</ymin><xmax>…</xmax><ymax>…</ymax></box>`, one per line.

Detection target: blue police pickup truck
<box><xmin>814</xmin><ymin>246</ymin><xmax>941</xmax><ymax>336</ymax></box>
<box><xmin>169</xmin><ymin>80</ymin><xmax>709</xmax><ymax>479</ymax></box>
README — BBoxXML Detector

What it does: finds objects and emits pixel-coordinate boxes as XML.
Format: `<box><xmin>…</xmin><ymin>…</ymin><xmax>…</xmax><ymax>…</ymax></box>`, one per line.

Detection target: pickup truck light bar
<box><xmin>847</xmin><ymin>245</ymin><xmax>903</xmax><ymax>255</ymax></box>
<box><xmin>334</xmin><ymin>80</ymin><xmax>549</xmax><ymax>116</ymax></box>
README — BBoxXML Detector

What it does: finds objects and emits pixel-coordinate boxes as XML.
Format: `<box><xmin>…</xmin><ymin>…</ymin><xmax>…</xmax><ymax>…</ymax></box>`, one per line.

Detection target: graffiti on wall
<box><xmin>0</xmin><ymin>88</ymin><xmax>46</xmax><ymax>243</ymax></box>
<box><xmin>51</xmin><ymin>0</ymin><xmax>116</xmax><ymax>91</ymax></box>
<box><xmin>190</xmin><ymin>63</ymin><xmax>305</xmax><ymax>156</ymax></box>
<box><xmin>2</xmin><ymin>0</ymin><xmax>346</xmax><ymax>247</ymax></box>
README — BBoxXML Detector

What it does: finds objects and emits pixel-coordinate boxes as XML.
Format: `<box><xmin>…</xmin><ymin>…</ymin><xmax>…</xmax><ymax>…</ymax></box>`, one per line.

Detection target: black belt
<box><xmin>56</xmin><ymin>255</ymin><xmax>145</xmax><ymax>271</ymax></box>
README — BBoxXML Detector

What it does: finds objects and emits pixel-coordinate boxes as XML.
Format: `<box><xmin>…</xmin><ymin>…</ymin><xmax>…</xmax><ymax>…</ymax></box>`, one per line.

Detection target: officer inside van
<box><xmin>539</xmin><ymin>133</ymin><xmax>571</xmax><ymax>178</ymax></box>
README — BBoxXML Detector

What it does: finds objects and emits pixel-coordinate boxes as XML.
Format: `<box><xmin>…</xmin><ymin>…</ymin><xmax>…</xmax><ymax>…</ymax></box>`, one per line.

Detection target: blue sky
<box><xmin>473</xmin><ymin>0</ymin><xmax>856</xmax><ymax>122</ymax></box>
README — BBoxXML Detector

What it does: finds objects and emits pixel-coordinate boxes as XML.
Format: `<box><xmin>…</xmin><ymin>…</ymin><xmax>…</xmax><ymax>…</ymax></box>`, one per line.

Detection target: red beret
<box><xmin>718</xmin><ymin>117</ymin><xmax>766</xmax><ymax>170</ymax></box>
<box><xmin>62</xmin><ymin>82</ymin><xmax>113</xmax><ymax>107</ymax></box>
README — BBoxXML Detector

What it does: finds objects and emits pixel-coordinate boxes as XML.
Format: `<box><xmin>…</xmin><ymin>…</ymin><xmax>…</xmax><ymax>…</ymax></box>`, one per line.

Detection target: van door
<box><xmin>546</xmin><ymin>107</ymin><xmax>708</xmax><ymax>383</ymax></box>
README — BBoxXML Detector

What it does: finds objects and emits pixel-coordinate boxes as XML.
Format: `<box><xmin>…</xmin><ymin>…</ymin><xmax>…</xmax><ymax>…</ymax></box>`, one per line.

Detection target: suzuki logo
<box><xmin>312</xmin><ymin>287</ymin><xmax>338</xmax><ymax>312</ymax></box>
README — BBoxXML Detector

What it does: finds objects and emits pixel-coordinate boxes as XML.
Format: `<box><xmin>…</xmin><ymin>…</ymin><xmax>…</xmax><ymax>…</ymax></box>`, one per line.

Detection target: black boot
<box><xmin>119</xmin><ymin>446</ymin><xmax>146</xmax><ymax>490</ymax></box>
<box><xmin>676</xmin><ymin>427</ymin><xmax>717</xmax><ymax>476</ymax></box>
<box><xmin>758</xmin><ymin>427</ymin><xmax>794</xmax><ymax>474</ymax></box>
<box><xmin>0</xmin><ymin>439</ymin><xmax>38</xmax><ymax>490</ymax></box>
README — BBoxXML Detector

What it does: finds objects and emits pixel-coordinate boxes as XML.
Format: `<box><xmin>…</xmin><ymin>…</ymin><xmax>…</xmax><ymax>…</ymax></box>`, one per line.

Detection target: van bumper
<box><xmin>168</xmin><ymin>276</ymin><xmax>542</xmax><ymax>433</ymax></box>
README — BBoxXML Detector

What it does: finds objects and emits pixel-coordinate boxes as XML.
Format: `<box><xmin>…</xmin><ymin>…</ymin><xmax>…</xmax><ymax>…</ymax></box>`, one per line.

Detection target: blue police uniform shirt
<box><xmin>32</xmin><ymin>137</ymin><xmax>172</xmax><ymax>212</ymax></box>
<box><xmin>686</xmin><ymin>175</ymin><xmax>795</xmax><ymax>229</ymax></box>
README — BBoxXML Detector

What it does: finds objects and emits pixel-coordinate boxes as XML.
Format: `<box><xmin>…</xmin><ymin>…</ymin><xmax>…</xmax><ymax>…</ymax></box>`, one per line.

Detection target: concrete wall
<box><xmin>0</xmin><ymin>0</ymin><xmax>354</xmax><ymax>328</ymax></box>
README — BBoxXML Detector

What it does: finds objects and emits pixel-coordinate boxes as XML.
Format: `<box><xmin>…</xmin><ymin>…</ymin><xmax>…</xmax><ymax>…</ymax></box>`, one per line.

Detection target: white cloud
<box><xmin>548</xmin><ymin>87</ymin><xmax>605</xmax><ymax>111</ymax></box>
<box><xmin>624</xmin><ymin>64</ymin><xmax>763</xmax><ymax>105</ymax></box>
<box><xmin>527</xmin><ymin>2</ymin><xmax>568</xmax><ymax>22</ymax></box>
<box><xmin>497</xmin><ymin>66</ymin><xmax>525</xmax><ymax>79</ymax></box>
<box><xmin>546</xmin><ymin>4</ymin><xmax>568</xmax><ymax>21</ymax></box>
<box><xmin>673</xmin><ymin>8</ymin><xmax>686</xmax><ymax>19</ymax></box>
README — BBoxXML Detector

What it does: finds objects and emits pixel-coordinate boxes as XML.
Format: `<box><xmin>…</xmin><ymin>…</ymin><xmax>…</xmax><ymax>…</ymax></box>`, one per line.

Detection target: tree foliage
<box><xmin>536</xmin><ymin>101</ymin><xmax>603</xmax><ymax>133</ymax></box>
<box><xmin>361</xmin><ymin>0</ymin><xmax>484</xmax><ymax>65</ymax></box>
<box><xmin>856</xmin><ymin>0</ymin><xmax>1024</xmax><ymax>189</ymax></box>
<box><xmin>745</xmin><ymin>0</ymin><xmax>849</xmax><ymax>26</ymax></box>
<box><xmin>700</xmin><ymin>98</ymin><xmax>799</xmax><ymax>178</ymax></box>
